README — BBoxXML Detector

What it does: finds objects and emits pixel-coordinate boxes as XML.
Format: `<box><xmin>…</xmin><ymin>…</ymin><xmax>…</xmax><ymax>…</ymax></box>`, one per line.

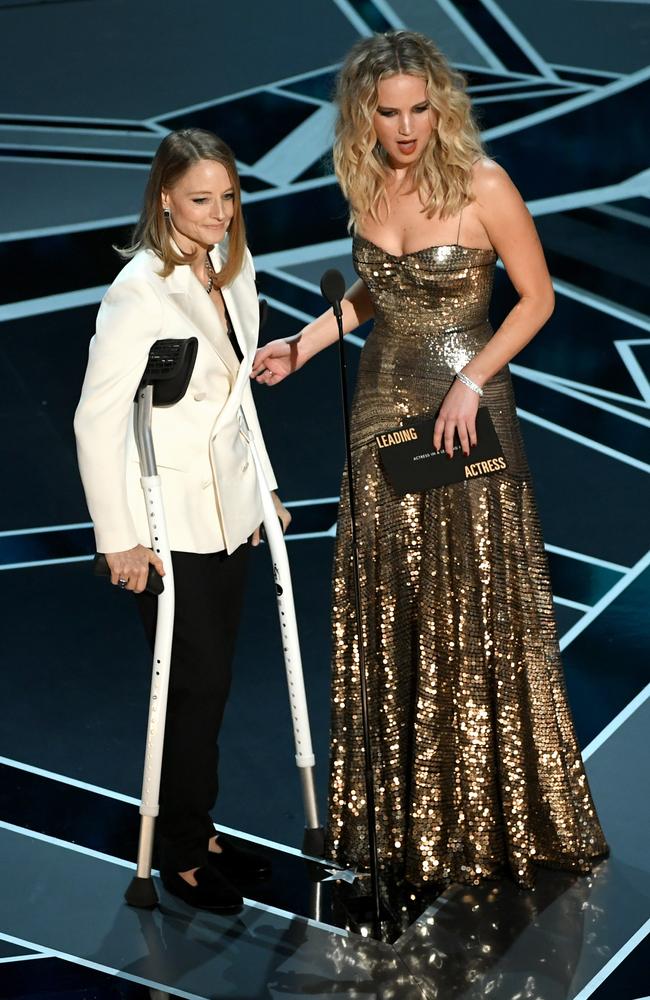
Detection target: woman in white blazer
<box><xmin>74</xmin><ymin>129</ymin><xmax>289</xmax><ymax>913</ymax></box>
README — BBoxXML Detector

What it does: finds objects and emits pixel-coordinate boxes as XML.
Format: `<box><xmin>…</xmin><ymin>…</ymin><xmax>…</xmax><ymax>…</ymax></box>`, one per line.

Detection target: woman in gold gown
<box><xmin>252</xmin><ymin>31</ymin><xmax>607</xmax><ymax>890</ymax></box>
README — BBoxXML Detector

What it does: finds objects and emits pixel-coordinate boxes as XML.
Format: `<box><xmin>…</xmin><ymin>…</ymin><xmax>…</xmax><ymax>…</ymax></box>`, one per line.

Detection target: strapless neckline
<box><xmin>353</xmin><ymin>234</ymin><xmax>496</xmax><ymax>261</ymax></box>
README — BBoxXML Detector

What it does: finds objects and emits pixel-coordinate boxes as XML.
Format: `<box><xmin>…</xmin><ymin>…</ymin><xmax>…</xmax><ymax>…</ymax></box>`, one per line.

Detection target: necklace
<box><xmin>205</xmin><ymin>254</ymin><xmax>215</xmax><ymax>295</ymax></box>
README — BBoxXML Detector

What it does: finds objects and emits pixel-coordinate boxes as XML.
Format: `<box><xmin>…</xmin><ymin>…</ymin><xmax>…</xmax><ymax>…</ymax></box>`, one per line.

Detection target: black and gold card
<box><xmin>376</xmin><ymin>407</ymin><xmax>507</xmax><ymax>495</ymax></box>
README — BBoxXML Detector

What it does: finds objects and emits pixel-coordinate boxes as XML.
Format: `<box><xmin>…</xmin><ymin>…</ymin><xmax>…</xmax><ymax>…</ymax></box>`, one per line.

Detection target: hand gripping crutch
<box><xmin>125</xmin><ymin>337</ymin><xmax>198</xmax><ymax>909</ymax></box>
<box><xmin>241</xmin><ymin>410</ymin><xmax>325</xmax><ymax>858</ymax></box>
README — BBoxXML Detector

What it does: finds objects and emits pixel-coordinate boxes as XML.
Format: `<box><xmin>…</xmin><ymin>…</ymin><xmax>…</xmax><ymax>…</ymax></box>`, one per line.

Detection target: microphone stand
<box><xmin>329</xmin><ymin>292</ymin><xmax>383</xmax><ymax>942</ymax></box>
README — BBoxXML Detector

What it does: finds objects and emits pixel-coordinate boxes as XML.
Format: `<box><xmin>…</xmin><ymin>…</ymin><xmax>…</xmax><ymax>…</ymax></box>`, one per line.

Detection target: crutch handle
<box><xmin>92</xmin><ymin>553</ymin><xmax>164</xmax><ymax>595</ymax></box>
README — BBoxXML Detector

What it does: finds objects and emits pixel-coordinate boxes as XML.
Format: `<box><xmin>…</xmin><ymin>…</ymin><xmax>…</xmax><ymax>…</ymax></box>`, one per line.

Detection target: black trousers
<box><xmin>135</xmin><ymin>545</ymin><xmax>249</xmax><ymax>873</ymax></box>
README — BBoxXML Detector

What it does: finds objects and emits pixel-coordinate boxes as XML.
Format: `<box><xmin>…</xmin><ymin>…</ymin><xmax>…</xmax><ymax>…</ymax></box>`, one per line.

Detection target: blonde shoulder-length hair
<box><xmin>119</xmin><ymin>128</ymin><xmax>246</xmax><ymax>287</ymax></box>
<box><xmin>333</xmin><ymin>31</ymin><xmax>484</xmax><ymax>227</ymax></box>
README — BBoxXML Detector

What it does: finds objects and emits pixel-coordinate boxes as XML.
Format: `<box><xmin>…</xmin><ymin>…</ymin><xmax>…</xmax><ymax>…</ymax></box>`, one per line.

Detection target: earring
<box><xmin>163</xmin><ymin>207</ymin><xmax>171</xmax><ymax>220</ymax></box>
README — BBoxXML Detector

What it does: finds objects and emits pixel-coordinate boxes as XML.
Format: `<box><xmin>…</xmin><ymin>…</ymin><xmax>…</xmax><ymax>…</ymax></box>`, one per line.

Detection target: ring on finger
<box><xmin>118</xmin><ymin>578</ymin><xmax>128</xmax><ymax>589</ymax></box>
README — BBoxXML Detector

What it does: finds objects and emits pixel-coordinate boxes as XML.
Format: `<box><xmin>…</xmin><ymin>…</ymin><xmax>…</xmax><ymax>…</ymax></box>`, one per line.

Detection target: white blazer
<box><xmin>74</xmin><ymin>243</ymin><xmax>277</xmax><ymax>556</ymax></box>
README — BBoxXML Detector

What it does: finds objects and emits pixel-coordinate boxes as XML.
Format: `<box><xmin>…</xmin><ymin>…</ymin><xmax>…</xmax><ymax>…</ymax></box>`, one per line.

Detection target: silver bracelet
<box><xmin>455</xmin><ymin>371</ymin><xmax>484</xmax><ymax>397</ymax></box>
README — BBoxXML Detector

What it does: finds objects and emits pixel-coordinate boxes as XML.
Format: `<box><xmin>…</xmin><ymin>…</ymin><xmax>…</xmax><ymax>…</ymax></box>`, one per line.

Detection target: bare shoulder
<box><xmin>471</xmin><ymin>158</ymin><xmax>520</xmax><ymax>202</ymax></box>
<box><xmin>470</xmin><ymin>158</ymin><xmax>527</xmax><ymax>230</ymax></box>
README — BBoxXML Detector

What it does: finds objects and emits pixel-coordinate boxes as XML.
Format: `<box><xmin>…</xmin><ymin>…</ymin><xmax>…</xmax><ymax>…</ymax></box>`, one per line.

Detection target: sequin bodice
<box><xmin>353</xmin><ymin>236</ymin><xmax>497</xmax><ymax>378</ymax></box>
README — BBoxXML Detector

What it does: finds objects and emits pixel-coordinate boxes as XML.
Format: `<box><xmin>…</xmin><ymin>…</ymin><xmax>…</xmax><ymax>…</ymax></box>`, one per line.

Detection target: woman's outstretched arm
<box><xmin>251</xmin><ymin>277</ymin><xmax>374</xmax><ymax>385</ymax></box>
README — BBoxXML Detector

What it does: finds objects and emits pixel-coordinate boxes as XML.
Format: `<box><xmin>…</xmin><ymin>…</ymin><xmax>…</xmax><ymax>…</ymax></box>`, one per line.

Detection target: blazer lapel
<box><xmin>217</xmin><ymin>247</ymin><xmax>259</xmax><ymax>366</ymax></box>
<box><xmin>210</xmin><ymin>246</ymin><xmax>263</xmax><ymax>434</ymax></box>
<box><xmin>164</xmin><ymin>256</ymin><xmax>239</xmax><ymax>376</ymax></box>
<box><xmin>209</xmin><ymin>243</ymin><xmax>259</xmax><ymax>373</ymax></box>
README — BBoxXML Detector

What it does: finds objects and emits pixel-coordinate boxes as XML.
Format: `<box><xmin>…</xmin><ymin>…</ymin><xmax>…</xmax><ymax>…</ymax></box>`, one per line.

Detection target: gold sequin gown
<box><xmin>327</xmin><ymin>235</ymin><xmax>608</xmax><ymax>890</ymax></box>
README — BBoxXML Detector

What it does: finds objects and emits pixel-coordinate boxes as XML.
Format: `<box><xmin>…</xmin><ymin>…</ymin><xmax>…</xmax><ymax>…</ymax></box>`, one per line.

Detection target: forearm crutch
<box><xmin>125</xmin><ymin>338</ymin><xmax>198</xmax><ymax>909</ymax></box>
<box><xmin>242</xmin><ymin>411</ymin><xmax>325</xmax><ymax>858</ymax></box>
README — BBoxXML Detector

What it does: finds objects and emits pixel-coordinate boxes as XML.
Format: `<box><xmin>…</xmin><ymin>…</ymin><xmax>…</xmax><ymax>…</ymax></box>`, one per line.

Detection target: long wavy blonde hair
<box><xmin>334</xmin><ymin>31</ymin><xmax>484</xmax><ymax>227</ymax></box>
<box><xmin>119</xmin><ymin>129</ymin><xmax>246</xmax><ymax>287</ymax></box>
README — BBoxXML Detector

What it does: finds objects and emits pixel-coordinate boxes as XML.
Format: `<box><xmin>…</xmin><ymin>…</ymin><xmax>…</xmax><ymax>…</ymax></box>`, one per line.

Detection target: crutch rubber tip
<box><xmin>124</xmin><ymin>876</ymin><xmax>159</xmax><ymax>909</ymax></box>
<box><xmin>302</xmin><ymin>826</ymin><xmax>326</xmax><ymax>858</ymax></box>
<box><xmin>340</xmin><ymin>893</ymin><xmax>394</xmax><ymax>940</ymax></box>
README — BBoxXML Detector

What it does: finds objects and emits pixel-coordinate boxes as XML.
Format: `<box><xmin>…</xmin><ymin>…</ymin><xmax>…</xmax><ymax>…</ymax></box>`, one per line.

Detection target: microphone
<box><xmin>320</xmin><ymin>269</ymin><xmax>345</xmax><ymax>320</ymax></box>
<box><xmin>320</xmin><ymin>265</ymin><xmax>384</xmax><ymax>938</ymax></box>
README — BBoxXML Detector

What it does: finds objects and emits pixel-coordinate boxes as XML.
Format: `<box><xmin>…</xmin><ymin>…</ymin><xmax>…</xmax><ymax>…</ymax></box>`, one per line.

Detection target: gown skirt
<box><xmin>326</xmin><ymin>236</ymin><xmax>608</xmax><ymax>889</ymax></box>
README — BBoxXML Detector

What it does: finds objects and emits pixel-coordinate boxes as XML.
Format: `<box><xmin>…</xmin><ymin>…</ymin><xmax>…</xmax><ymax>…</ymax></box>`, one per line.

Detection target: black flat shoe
<box><xmin>208</xmin><ymin>834</ymin><xmax>272</xmax><ymax>883</ymax></box>
<box><xmin>161</xmin><ymin>866</ymin><xmax>243</xmax><ymax>913</ymax></box>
